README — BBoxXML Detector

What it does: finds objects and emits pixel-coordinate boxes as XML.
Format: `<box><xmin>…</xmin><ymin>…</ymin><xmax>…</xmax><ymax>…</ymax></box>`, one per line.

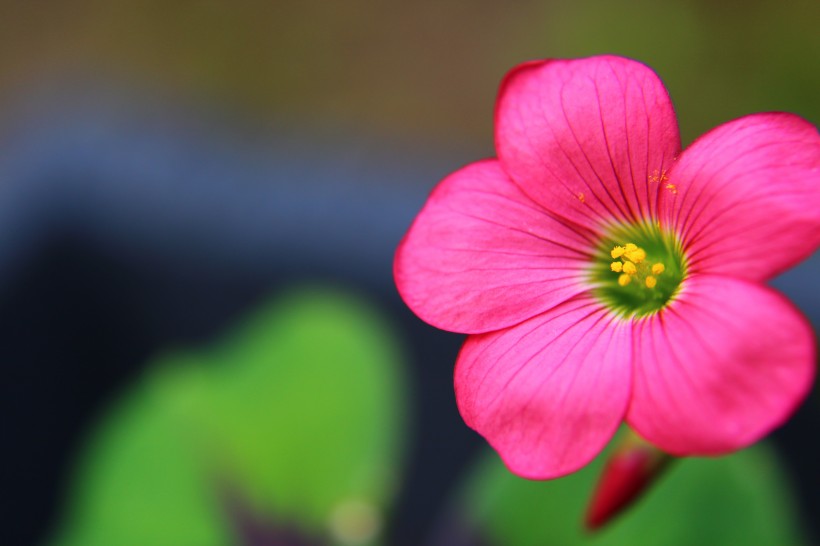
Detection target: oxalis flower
<box><xmin>394</xmin><ymin>56</ymin><xmax>820</xmax><ymax>479</ymax></box>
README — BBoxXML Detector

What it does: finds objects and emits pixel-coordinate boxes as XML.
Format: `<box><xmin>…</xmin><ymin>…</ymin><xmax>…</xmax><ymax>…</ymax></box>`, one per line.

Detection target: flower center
<box><xmin>590</xmin><ymin>222</ymin><xmax>687</xmax><ymax>318</ymax></box>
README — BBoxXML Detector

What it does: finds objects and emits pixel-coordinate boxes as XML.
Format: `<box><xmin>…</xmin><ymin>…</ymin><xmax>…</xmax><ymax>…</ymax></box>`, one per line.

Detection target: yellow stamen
<box><xmin>624</xmin><ymin>247</ymin><xmax>646</xmax><ymax>263</ymax></box>
<box><xmin>608</xmin><ymin>241</ymin><xmax>667</xmax><ymax>292</ymax></box>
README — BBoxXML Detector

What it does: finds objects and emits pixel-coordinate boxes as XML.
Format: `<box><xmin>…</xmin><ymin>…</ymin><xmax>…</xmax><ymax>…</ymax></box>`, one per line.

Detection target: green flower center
<box><xmin>590</xmin><ymin>221</ymin><xmax>687</xmax><ymax>318</ymax></box>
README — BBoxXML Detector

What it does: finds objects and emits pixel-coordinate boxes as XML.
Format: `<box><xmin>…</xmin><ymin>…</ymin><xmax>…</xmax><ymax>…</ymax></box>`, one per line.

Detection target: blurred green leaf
<box><xmin>53</xmin><ymin>286</ymin><xmax>406</xmax><ymax>546</ymax></box>
<box><xmin>457</xmin><ymin>437</ymin><xmax>806</xmax><ymax>546</ymax></box>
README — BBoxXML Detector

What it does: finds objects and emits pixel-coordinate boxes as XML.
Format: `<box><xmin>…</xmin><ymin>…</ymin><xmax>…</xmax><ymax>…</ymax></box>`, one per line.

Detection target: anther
<box><xmin>611</xmin><ymin>246</ymin><xmax>625</xmax><ymax>259</ymax></box>
<box><xmin>618</xmin><ymin>274</ymin><xmax>631</xmax><ymax>287</ymax></box>
<box><xmin>645</xmin><ymin>276</ymin><xmax>657</xmax><ymax>289</ymax></box>
<box><xmin>652</xmin><ymin>263</ymin><xmax>665</xmax><ymax>275</ymax></box>
<box><xmin>625</xmin><ymin>248</ymin><xmax>646</xmax><ymax>263</ymax></box>
<box><xmin>622</xmin><ymin>262</ymin><xmax>637</xmax><ymax>275</ymax></box>
<box><xmin>610</xmin><ymin>262</ymin><xmax>623</xmax><ymax>272</ymax></box>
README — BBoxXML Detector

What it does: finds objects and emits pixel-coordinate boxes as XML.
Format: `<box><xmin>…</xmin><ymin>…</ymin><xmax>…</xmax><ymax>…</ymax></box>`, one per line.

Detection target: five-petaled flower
<box><xmin>394</xmin><ymin>56</ymin><xmax>820</xmax><ymax>479</ymax></box>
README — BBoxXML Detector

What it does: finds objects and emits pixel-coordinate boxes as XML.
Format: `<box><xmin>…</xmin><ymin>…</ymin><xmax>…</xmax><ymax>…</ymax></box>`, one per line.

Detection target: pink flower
<box><xmin>394</xmin><ymin>56</ymin><xmax>820</xmax><ymax>479</ymax></box>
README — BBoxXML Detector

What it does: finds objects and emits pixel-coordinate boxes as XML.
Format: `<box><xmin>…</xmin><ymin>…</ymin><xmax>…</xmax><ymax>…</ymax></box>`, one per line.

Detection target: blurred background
<box><xmin>0</xmin><ymin>1</ymin><xmax>818</xmax><ymax>545</ymax></box>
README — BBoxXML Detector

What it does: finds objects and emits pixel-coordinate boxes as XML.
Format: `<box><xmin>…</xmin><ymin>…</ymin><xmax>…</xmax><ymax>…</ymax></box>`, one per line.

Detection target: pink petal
<box><xmin>394</xmin><ymin>159</ymin><xmax>592</xmax><ymax>334</ymax></box>
<box><xmin>495</xmin><ymin>56</ymin><xmax>680</xmax><ymax>230</ymax></box>
<box><xmin>662</xmin><ymin>113</ymin><xmax>820</xmax><ymax>280</ymax></box>
<box><xmin>627</xmin><ymin>275</ymin><xmax>816</xmax><ymax>455</ymax></box>
<box><xmin>455</xmin><ymin>296</ymin><xmax>632</xmax><ymax>478</ymax></box>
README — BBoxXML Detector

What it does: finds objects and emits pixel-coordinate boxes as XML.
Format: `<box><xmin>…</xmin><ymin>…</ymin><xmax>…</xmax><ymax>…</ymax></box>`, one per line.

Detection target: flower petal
<box><xmin>663</xmin><ymin>113</ymin><xmax>820</xmax><ymax>280</ymax></box>
<box><xmin>495</xmin><ymin>56</ymin><xmax>680</xmax><ymax>230</ymax></box>
<box><xmin>455</xmin><ymin>296</ymin><xmax>632</xmax><ymax>478</ymax></box>
<box><xmin>395</xmin><ymin>159</ymin><xmax>592</xmax><ymax>334</ymax></box>
<box><xmin>627</xmin><ymin>275</ymin><xmax>816</xmax><ymax>455</ymax></box>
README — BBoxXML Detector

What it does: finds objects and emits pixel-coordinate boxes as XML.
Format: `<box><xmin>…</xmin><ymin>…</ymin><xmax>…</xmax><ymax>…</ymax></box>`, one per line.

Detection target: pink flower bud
<box><xmin>585</xmin><ymin>433</ymin><xmax>673</xmax><ymax>531</ymax></box>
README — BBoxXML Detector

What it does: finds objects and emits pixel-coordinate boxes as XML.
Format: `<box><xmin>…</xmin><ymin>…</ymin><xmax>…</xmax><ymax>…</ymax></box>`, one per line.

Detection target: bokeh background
<box><xmin>1</xmin><ymin>1</ymin><xmax>818</xmax><ymax>545</ymax></box>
